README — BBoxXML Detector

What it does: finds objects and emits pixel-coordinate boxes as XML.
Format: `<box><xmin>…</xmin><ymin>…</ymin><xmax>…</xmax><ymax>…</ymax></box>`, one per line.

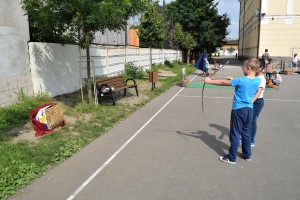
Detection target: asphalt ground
<box><xmin>11</xmin><ymin>58</ymin><xmax>300</xmax><ymax>200</ymax></box>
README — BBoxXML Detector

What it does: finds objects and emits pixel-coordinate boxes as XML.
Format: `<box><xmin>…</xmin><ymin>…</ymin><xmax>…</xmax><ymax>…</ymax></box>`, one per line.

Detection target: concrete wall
<box><xmin>94</xmin><ymin>28</ymin><xmax>127</xmax><ymax>46</ymax></box>
<box><xmin>0</xmin><ymin>0</ymin><xmax>33</xmax><ymax>107</ymax></box>
<box><xmin>29</xmin><ymin>43</ymin><xmax>182</xmax><ymax>97</ymax></box>
<box><xmin>0</xmin><ymin>1</ymin><xmax>182</xmax><ymax>106</ymax></box>
<box><xmin>28</xmin><ymin>43</ymin><xmax>81</xmax><ymax>97</ymax></box>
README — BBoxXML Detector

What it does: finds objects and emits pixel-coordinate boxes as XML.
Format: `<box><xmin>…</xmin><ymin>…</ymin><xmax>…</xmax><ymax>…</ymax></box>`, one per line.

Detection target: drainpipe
<box><xmin>242</xmin><ymin>0</ymin><xmax>245</xmax><ymax>59</ymax></box>
<box><xmin>257</xmin><ymin>0</ymin><xmax>262</xmax><ymax>58</ymax></box>
<box><xmin>238</xmin><ymin>0</ymin><xmax>241</xmax><ymax>59</ymax></box>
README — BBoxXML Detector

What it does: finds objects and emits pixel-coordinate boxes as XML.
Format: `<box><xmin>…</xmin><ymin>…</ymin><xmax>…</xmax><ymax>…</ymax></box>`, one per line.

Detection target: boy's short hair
<box><xmin>244</xmin><ymin>58</ymin><xmax>259</xmax><ymax>71</ymax></box>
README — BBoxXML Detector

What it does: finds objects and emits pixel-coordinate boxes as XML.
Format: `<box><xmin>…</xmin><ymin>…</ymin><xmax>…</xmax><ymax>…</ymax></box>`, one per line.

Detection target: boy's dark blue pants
<box><xmin>227</xmin><ymin>107</ymin><xmax>253</xmax><ymax>162</ymax></box>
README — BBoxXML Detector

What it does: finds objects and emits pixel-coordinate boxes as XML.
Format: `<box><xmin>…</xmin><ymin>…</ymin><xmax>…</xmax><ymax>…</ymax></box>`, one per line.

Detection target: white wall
<box><xmin>29</xmin><ymin>43</ymin><xmax>82</xmax><ymax>97</ymax></box>
<box><xmin>0</xmin><ymin>1</ymin><xmax>182</xmax><ymax>106</ymax></box>
<box><xmin>29</xmin><ymin>43</ymin><xmax>182</xmax><ymax>97</ymax></box>
<box><xmin>0</xmin><ymin>0</ymin><xmax>33</xmax><ymax>106</ymax></box>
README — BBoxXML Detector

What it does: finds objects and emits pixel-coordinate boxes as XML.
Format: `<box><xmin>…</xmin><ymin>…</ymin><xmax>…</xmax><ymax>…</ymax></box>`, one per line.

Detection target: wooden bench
<box><xmin>96</xmin><ymin>75</ymin><xmax>139</xmax><ymax>105</ymax></box>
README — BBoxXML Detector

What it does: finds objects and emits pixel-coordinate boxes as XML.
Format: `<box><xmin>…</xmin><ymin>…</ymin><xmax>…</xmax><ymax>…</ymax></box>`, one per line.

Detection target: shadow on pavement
<box><xmin>176</xmin><ymin>130</ymin><xmax>229</xmax><ymax>156</ymax></box>
<box><xmin>209</xmin><ymin>123</ymin><xmax>229</xmax><ymax>140</ymax></box>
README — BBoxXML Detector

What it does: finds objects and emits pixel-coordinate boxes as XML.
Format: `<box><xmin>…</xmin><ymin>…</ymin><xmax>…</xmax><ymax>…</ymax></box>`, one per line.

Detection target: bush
<box><xmin>0</xmin><ymin>91</ymin><xmax>51</xmax><ymax>132</ymax></box>
<box><xmin>124</xmin><ymin>62</ymin><xmax>145</xmax><ymax>79</ymax></box>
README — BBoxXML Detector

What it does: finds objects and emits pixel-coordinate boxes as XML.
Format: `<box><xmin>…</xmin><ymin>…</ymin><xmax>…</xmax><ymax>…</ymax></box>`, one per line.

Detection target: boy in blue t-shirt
<box><xmin>205</xmin><ymin>58</ymin><xmax>261</xmax><ymax>164</ymax></box>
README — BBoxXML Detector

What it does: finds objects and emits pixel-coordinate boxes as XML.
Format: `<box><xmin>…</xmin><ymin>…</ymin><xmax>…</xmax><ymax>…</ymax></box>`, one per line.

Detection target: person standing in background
<box><xmin>292</xmin><ymin>53</ymin><xmax>299</xmax><ymax>72</ymax></box>
<box><xmin>262</xmin><ymin>49</ymin><xmax>270</xmax><ymax>68</ymax></box>
<box><xmin>265</xmin><ymin>58</ymin><xmax>274</xmax><ymax>79</ymax></box>
<box><xmin>204</xmin><ymin>57</ymin><xmax>210</xmax><ymax>77</ymax></box>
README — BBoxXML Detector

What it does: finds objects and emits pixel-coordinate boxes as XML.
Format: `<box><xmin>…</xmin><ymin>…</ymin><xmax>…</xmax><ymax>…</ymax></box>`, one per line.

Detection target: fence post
<box><xmin>106</xmin><ymin>48</ymin><xmax>109</xmax><ymax>75</ymax></box>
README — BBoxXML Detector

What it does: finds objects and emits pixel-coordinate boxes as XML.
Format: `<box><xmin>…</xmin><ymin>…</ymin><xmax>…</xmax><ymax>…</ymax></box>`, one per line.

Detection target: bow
<box><xmin>201</xmin><ymin>60</ymin><xmax>229</xmax><ymax>115</ymax></box>
<box><xmin>202</xmin><ymin>70</ymin><xmax>217</xmax><ymax>115</ymax></box>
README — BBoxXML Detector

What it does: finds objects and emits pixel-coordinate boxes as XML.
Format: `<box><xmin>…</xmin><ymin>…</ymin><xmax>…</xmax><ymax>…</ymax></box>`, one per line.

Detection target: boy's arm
<box><xmin>252</xmin><ymin>87</ymin><xmax>263</xmax><ymax>103</ymax></box>
<box><xmin>205</xmin><ymin>77</ymin><xmax>231</xmax><ymax>86</ymax></box>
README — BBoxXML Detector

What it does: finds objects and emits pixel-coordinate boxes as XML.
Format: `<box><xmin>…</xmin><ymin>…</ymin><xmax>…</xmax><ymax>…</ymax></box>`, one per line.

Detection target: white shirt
<box><xmin>275</xmin><ymin>74</ymin><xmax>282</xmax><ymax>84</ymax></box>
<box><xmin>293</xmin><ymin>57</ymin><xmax>298</xmax><ymax>64</ymax></box>
<box><xmin>258</xmin><ymin>74</ymin><xmax>266</xmax><ymax>98</ymax></box>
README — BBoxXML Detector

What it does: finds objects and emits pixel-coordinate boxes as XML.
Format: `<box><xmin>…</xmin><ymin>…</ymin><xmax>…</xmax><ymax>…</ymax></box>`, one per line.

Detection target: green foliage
<box><xmin>52</xmin><ymin>137</ymin><xmax>88</xmax><ymax>163</ymax></box>
<box><xmin>0</xmin><ymin>62</ymin><xmax>195</xmax><ymax>199</ymax></box>
<box><xmin>171</xmin><ymin>23</ymin><xmax>196</xmax><ymax>51</ymax></box>
<box><xmin>164</xmin><ymin>60</ymin><xmax>174</xmax><ymax>68</ymax></box>
<box><xmin>21</xmin><ymin>0</ymin><xmax>147</xmax><ymax>103</ymax></box>
<box><xmin>139</xmin><ymin>1</ymin><xmax>165</xmax><ymax>48</ymax></box>
<box><xmin>0</xmin><ymin>92</ymin><xmax>51</xmax><ymax>133</ymax></box>
<box><xmin>21</xmin><ymin>0</ymin><xmax>147</xmax><ymax>44</ymax></box>
<box><xmin>0</xmin><ymin>150</ymin><xmax>48</xmax><ymax>199</ymax></box>
<box><xmin>167</xmin><ymin>0</ymin><xmax>230</xmax><ymax>52</ymax></box>
<box><xmin>171</xmin><ymin>23</ymin><xmax>184</xmax><ymax>47</ymax></box>
<box><xmin>181</xmin><ymin>32</ymin><xmax>197</xmax><ymax>50</ymax></box>
<box><xmin>124</xmin><ymin>62</ymin><xmax>145</xmax><ymax>79</ymax></box>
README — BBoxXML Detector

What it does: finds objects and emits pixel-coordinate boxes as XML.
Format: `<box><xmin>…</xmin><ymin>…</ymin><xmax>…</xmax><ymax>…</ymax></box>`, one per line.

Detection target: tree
<box><xmin>171</xmin><ymin>23</ymin><xmax>196</xmax><ymax>64</ymax></box>
<box><xmin>171</xmin><ymin>23</ymin><xmax>183</xmax><ymax>50</ymax></box>
<box><xmin>21</xmin><ymin>0</ymin><xmax>146</xmax><ymax>103</ymax></box>
<box><xmin>171</xmin><ymin>23</ymin><xmax>183</xmax><ymax>63</ymax></box>
<box><xmin>181</xmin><ymin>33</ymin><xmax>197</xmax><ymax>64</ymax></box>
<box><xmin>167</xmin><ymin>0</ymin><xmax>230</xmax><ymax>53</ymax></box>
<box><xmin>138</xmin><ymin>1</ymin><xmax>165</xmax><ymax>70</ymax></box>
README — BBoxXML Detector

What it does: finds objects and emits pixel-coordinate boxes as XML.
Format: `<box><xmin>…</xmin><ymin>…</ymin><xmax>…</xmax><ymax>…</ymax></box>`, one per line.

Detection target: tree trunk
<box><xmin>85</xmin><ymin>31</ymin><xmax>93</xmax><ymax>104</ymax></box>
<box><xmin>187</xmin><ymin>49</ymin><xmax>191</xmax><ymax>64</ymax></box>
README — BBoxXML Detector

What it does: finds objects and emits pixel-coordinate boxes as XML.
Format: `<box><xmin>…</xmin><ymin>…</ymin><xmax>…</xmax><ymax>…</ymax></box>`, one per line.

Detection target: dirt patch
<box><xmin>9</xmin><ymin>122</ymin><xmax>40</xmax><ymax>144</ymax></box>
<box><xmin>118</xmin><ymin>94</ymin><xmax>148</xmax><ymax>106</ymax></box>
<box><xmin>9</xmin><ymin>114</ymin><xmax>89</xmax><ymax>143</ymax></box>
<box><xmin>158</xmin><ymin>70</ymin><xmax>177</xmax><ymax>77</ymax></box>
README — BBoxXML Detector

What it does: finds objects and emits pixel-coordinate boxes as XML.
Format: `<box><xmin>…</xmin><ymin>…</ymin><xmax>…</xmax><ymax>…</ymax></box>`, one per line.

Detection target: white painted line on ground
<box><xmin>177</xmin><ymin>95</ymin><xmax>300</xmax><ymax>102</ymax></box>
<box><xmin>66</xmin><ymin>72</ymin><xmax>201</xmax><ymax>200</ymax></box>
<box><xmin>264</xmin><ymin>98</ymin><xmax>300</xmax><ymax>102</ymax></box>
<box><xmin>177</xmin><ymin>95</ymin><xmax>232</xmax><ymax>99</ymax></box>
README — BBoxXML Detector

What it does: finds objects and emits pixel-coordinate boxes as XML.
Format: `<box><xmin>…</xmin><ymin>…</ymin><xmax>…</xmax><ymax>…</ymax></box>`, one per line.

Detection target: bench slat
<box><xmin>96</xmin><ymin>75</ymin><xmax>138</xmax><ymax>105</ymax></box>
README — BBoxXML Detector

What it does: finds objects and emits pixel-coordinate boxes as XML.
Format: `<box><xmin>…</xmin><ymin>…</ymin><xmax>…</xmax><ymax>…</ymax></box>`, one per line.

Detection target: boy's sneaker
<box><xmin>219</xmin><ymin>156</ymin><xmax>236</xmax><ymax>165</ymax></box>
<box><xmin>251</xmin><ymin>143</ymin><xmax>255</xmax><ymax>147</ymax></box>
<box><xmin>242</xmin><ymin>154</ymin><xmax>251</xmax><ymax>161</ymax></box>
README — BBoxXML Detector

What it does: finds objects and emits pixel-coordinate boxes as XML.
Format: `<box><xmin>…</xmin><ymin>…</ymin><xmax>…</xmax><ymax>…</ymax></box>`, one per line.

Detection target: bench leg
<box><xmin>124</xmin><ymin>88</ymin><xmax>127</xmax><ymax>96</ymax></box>
<box><xmin>111</xmin><ymin>93</ymin><xmax>116</xmax><ymax>105</ymax></box>
<box><xmin>98</xmin><ymin>93</ymin><xmax>102</xmax><ymax>104</ymax></box>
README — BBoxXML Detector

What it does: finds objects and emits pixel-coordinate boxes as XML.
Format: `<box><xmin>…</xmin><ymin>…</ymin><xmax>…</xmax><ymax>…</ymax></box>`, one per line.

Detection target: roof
<box><xmin>223</xmin><ymin>39</ymin><xmax>239</xmax><ymax>45</ymax></box>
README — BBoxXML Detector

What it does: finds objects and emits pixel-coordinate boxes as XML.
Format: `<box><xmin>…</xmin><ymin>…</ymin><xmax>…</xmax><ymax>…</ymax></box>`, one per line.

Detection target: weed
<box><xmin>124</xmin><ymin>62</ymin><xmax>145</xmax><ymax>79</ymax></box>
<box><xmin>0</xmin><ymin>63</ymin><xmax>195</xmax><ymax>199</ymax></box>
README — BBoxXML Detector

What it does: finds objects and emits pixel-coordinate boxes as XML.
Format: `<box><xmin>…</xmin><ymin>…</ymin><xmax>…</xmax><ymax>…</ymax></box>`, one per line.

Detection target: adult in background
<box><xmin>292</xmin><ymin>53</ymin><xmax>299</xmax><ymax>72</ymax></box>
<box><xmin>262</xmin><ymin>49</ymin><xmax>270</xmax><ymax>68</ymax></box>
<box><xmin>265</xmin><ymin>58</ymin><xmax>274</xmax><ymax>79</ymax></box>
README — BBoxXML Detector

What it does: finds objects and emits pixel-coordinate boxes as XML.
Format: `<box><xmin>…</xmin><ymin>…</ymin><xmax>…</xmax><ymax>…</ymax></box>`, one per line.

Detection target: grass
<box><xmin>0</xmin><ymin>62</ymin><xmax>195</xmax><ymax>199</ymax></box>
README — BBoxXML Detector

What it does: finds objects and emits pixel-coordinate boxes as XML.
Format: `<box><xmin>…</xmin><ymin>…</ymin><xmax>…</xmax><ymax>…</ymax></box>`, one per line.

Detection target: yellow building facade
<box><xmin>238</xmin><ymin>0</ymin><xmax>300</xmax><ymax>67</ymax></box>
